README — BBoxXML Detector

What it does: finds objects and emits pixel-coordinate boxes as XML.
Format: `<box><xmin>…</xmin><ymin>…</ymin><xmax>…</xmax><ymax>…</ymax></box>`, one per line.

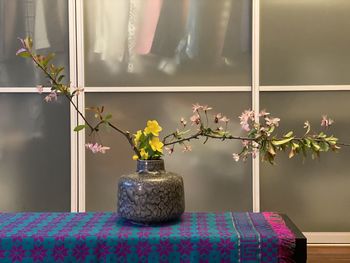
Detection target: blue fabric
<box><xmin>0</xmin><ymin>212</ymin><xmax>292</xmax><ymax>262</ymax></box>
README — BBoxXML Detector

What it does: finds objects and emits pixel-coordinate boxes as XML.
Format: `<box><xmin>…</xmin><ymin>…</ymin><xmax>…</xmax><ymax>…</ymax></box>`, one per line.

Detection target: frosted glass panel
<box><xmin>261</xmin><ymin>92</ymin><xmax>350</xmax><ymax>232</ymax></box>
<box><xmin>85</xmin><ymin>93</ymin><xmax>252</xmax><ymax>212</ymax></box>
<box><xmin>84</xmin><ymin>0</ymin><xmax>251</xmax><ymax>86</ymax></box>
<box><xmin>261</xmin><ymin>0</ymin><xmax>350</xmax><ymax>85</ymax></box>
<box><xmin>0</xmin><ymin>0</ymin><xmax>69</xmax><ymax>87</ymax></box>
<box><xmin>0</xmin><ymin>94</ymin><xmax>70</xmax><ymax>211</ymax></box>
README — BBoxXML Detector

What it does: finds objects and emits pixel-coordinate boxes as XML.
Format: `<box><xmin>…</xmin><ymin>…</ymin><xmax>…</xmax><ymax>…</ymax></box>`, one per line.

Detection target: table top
<box><xmin>0</xmin><ymin>212</ymin><xmax>305</xmax><ymax>262</ymax></box>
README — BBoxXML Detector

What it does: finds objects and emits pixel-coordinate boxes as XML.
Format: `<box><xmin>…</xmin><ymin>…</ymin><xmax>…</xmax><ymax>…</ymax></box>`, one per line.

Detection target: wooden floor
<box><xmin>308</xmin><ymin>246</ymin><xmax>350</xmax><ymax>263</ymax></box>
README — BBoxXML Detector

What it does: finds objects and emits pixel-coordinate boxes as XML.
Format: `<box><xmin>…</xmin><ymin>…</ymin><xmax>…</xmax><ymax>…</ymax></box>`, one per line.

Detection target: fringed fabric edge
<box><xmin>263</xmin><ymin>212</ymin><xmax>296</xmax><ymax>263</ymax></box>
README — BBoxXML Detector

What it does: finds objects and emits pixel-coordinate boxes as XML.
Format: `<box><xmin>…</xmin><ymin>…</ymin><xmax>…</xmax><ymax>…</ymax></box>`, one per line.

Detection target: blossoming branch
<box><xmin>17</xmin><ymin>37</ymin><xmax>347</xmax><ymax>163</ymax></box>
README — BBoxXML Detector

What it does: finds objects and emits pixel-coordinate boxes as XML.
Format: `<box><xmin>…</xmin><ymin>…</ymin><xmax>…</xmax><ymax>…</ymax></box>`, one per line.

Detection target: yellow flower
<box><xmin>140</xmin><ymin>148</ymin><xmax>149</xmax><ymax>159</ymax></box>
<box><xmin>134</xmin><ymin>130</ymin><xmax>143</xmax><ymax>144</ymax></box>
<box><xmin>144</xmin><ymin>120</ymin><xmax>162</xmax><ymax>136</ymax></box>
<box><xmin>149</xmin><ymin>137</ymin><xmax>164</xmax><ymax>153</ymax></box>
<box><xmin>132</xmin><ymin>155</ymin><xmax>139</xmax><ymax>160</ymax></box>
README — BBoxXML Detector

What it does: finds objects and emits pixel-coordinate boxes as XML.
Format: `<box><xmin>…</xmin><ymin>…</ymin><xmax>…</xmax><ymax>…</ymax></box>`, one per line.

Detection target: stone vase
<box><xmin>117</xmin><ymin>159</ymin><xmax>185</xmax><ymax>224</ymax></box>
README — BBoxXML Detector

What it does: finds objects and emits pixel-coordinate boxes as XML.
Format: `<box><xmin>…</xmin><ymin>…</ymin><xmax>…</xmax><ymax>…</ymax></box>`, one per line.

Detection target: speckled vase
<box><xmin>117</xmin><ymin>159</ymin><xmax>185</xmax><ymax>224</ymax></box>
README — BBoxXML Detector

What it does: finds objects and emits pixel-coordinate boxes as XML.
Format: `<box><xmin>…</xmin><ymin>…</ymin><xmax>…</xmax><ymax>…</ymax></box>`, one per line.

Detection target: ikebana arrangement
<box><xmin>17</xmin><ymin>37</ymin><xmax>346</xmax><ymax>223</ymax></box>
<box><xmin>16</xmin><ymin>37</ymin><xmax>342</xmax><ymax>163</ymax></box>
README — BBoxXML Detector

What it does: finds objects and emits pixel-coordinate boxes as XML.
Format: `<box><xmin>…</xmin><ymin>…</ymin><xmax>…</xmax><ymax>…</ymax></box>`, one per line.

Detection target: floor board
<box><xmin>308</xmin><ymin>246</ymin><xmax>350</xmax><ymax>263</ymax></box>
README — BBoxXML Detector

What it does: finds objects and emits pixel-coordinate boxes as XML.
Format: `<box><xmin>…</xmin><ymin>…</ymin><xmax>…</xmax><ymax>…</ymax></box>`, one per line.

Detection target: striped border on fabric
<box><xmin>263</xmin><ymin>212</ymin><xmax>296</xmax><ymax>263</ymax></box>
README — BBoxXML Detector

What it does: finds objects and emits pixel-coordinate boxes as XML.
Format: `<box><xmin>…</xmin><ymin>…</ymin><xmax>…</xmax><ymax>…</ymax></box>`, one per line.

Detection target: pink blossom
<box><xmin>36</xmin><ymin>85</ymin><xmax>44</xmax><ymax>94</ymax></box>
<box><xmin>259</xmin><ymin>109</ymin><xmax>270</xmax><ymax>117</ymax></box>
<box><xmin>182</xmin><ymin>145</ymin><xmax>192</xmax><ymax>152</ymax></box>
<box><xmin>220</xmin><ymin>116</ymin><xmax>230</xmax><ymax>123</ymax></box>
<box><xmin>214</xmin><ymin>113</ymin><xmax>223</xmax><ymax>123</ymax></box>
<box><xmin>16</xmin><ymin>48</ymin><xmax>27</xmax><ymax>56</ymax></box>
<box><xmin>85</xmin><ymin>143</ymin><xmax>111</xmax><ymax>154</ymax></box>
<box><xmin>321</xmin><ymin>115</ymin><xmax>334</xmax><ymax>127</ymax></box>
<box><xmin>265</xmin><ymin>117</ymin><xmax>280</xmax><ymax>127</ymax></box>
<box><xmin>164</xmin><ymin>147</ymin><xmax>174</xmax><ymax>155</ymax></box>
<box><xmin>242</xmin><ymin>140</ymin><xmax>249</xmax><ymax>147</ymax></box>
<box><xmin>232</xmin><ymin>153</ymin><xmax>240</xmax><ymax>162</ymax></box>
<box><xmin>241</xmin><ymin>122</ymin><xmax>250</xmax><ymax>132</ymax></box>
<box><xmin>251</xmin><ymin>148</ymin><xmax>258</xmax><ymax>159</ymax></box>
<box><xmin>192</xmin><ymin>103</ymin><xmax>203</xmax><ymax>113</ymax></box>
<box><xmin>190</xmin><ymin>113</ymin><xmax>201</xmax><ymax>125</ymax></box>
<box><xmin>180</xmin><ymin>117</ymin><xmax>187</xmax><ymax>126</ymax></box>
<box><xmin>202</xmin><ymin>105</ymin><xmax>212</xmax><ymax>111</ymax></box>
<box><xmin>44</xmin><ymin>91</ymin><xmax>58</xmax><ymax>102</ymax></box>
<box><xmin>252</xmin><ymin>141</ymin><xmax>259</xmax><ymax>148</ymax></box>
<box><xmin>239</xmin><ymin>110</ymin><xmax>255</xmax><ymax>131</ymax></box>
<box><xmin>74</xmin><ymin>87</ymin><xmax>84</xmax><ymax>96</ymax></box>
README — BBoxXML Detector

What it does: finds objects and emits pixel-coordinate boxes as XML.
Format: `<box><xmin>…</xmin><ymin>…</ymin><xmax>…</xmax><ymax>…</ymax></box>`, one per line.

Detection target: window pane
<box><xmin>0</xmin><ymin>0</ymin><xmax>69</xmax><ymax>87</ymax></box>
<box><xmin>84</xmin><ymin>0</ymin><xmax>251</xmax><ymax>86</ymax></box>
<box><xmin>261</xmin><ymin>0</ymin><xmax>350</xmax><ymax>85</ymax></box>
<box><xmin>261</xmin><ymin>91</ymin><xmax>350</xmax><ymax>232</ymax></box>
<box><xmin>85</xmin><ymin>92</ymin><xmax>252</xmax><ymax>212</ymax></box>
<box><xmin>0</xmin><ymin>94</ymin><xmax>70</xmax><ymax>211</ymax></box>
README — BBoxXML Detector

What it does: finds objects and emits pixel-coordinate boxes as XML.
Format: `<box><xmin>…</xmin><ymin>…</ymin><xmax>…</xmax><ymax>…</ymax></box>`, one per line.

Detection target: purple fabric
<box><xmin>0</xmin><ymin>212</ymin><xmax>295</xmax><ymax>262</ymax></box>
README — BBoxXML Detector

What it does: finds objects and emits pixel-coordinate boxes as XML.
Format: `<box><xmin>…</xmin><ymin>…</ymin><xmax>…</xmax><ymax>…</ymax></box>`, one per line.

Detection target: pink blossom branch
<box><xmin>18</xmin><ymin>38</ymin><xmax>140</xmax><ymax>157</ymax></box>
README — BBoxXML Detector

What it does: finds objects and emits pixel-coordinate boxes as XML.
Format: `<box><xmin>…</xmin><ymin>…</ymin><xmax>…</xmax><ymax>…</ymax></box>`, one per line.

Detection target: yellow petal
<box><xmin>144</xmin><ymin>120</ymin><xmax>162</xmax><ymax>136</ymax></box>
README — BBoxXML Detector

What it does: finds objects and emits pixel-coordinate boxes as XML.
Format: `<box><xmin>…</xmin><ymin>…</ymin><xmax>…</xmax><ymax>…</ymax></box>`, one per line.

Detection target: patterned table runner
<box><xmin>0</xmin><ymin>212</ymin><xmax>295</xmax><ymax>262</ymax></box>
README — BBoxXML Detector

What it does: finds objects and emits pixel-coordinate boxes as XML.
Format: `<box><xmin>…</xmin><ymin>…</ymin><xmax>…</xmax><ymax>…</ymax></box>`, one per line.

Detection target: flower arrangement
<box><xmin>16</xmin><ymin>37</ymin><xmax>347</xmax><ymax>164</ymax></box>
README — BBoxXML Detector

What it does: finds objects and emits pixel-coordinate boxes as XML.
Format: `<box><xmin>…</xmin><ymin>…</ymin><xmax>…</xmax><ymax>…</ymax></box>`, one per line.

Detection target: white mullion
<box><xmin>252</xmin><ymin>0</ymin><xmax>260</xmax><ymax>212</ymax></box>
<box><xmin>68</xmin><ymin>0</ymin><xmax>78</xmax><ymax>212</ymax></box>
<box><xmin>76</xmin><ymin>0</ymin><xmax>86</xmax><ymax>212</ymax></box>
<box><xmin>260</xmin><ymin>85</ymin><xmax>350</xmax><ymax>91</ymax></box>
<box><xmin>83</xmin><ymin>86</ymin><xmax>251</xmax><ymax>93</ymax></box>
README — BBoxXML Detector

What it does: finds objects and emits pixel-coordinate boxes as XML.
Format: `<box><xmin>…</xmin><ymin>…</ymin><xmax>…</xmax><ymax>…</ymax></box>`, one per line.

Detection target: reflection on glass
<box><xmin>0</xmin><ymin>94</ymin><xmax>70</xmax><ymax>211</ymax></box>
<box><xmin>261</xmin><ymin>0</ymin><xmax>350</xmax><ymax>85</ymax></box>
<box><xmin>261</xmin><ymin>91</ymin><xmax>350</xmax><ymax>231</ymax></box>
<box><xmin>85</xmin><ymin>92</ymin><xmax>252</xmax><ymax>212</ymax></box>
<box><xmin>0</xmin><ymin>0</ymin><xmax>69</xmax><ymax>87</ymax></box>
<box><xmin>84</xmin><ymin>0</ymin><xmax>252</xmax><ymax>86</ymax></box>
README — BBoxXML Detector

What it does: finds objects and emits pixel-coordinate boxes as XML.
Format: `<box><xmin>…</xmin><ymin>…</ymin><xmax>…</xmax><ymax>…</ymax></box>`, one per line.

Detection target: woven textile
<box><xmin>0</xmin><ymin>212</ymin><xmax>295</xmax><ymax>262</ymax></box>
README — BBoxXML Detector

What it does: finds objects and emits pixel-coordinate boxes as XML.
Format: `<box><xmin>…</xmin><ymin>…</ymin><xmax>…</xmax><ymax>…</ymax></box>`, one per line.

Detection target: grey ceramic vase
<box><xmin>117</xmin><ymin>159</ymin><xmax>185</xmax><ymax>224</ymax></box>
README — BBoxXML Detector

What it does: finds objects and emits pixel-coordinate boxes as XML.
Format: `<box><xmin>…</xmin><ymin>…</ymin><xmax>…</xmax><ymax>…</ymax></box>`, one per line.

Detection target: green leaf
<box><xmin>24</xmin><ymin>37</ymin><xmax>33</xmax><ymax>50</ymax></box>
<box><xmin>104</xmin><ymin>114</ymin><xmax>112</xmax><ymax>120</ymax></box>
<box><xmin>42</xmin><ymin>53</ymin><xmax>55</xmax><ymax>67</ymax></box>
<box><xmin>284</xmin><ymin>131</ymin><xmax>294</xmax><ymax>138</ymax></box>
<box><xmin>74</xmin><ymin>125</ymin><xmax>87</xmax><ymax>132</ymax></box>
<box><xmin>288</xmin><ymin>148</ymin><xmax>295</xmax><ymax>158</ymax></box>
<box><xmin>271</xmin><ymin>137</ymin><xmax>294</xmax><ymax>146</ymax></box>
<box><xmin>267</xmin><ymin>142</ymin><xmax>276</xmax><ymax>156</ymax></box>
<box><xmin>311</xmin><ymin>141</ymin><xmax>321</xmax><ymax>151</ymax></box>
<box><xmin>319</xmin><ymin>142</ymin><xmax>329</xmax><ymax>152</ymax></box>
<box><xmin>57</xmin><ymin>75</ymin><xmax>65</xmax><ymax>83</ymax></box>
<box><xmin>18</xmin><ymin>51</ymin><xmax>31</xmax><ymax>58</ymax></box>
